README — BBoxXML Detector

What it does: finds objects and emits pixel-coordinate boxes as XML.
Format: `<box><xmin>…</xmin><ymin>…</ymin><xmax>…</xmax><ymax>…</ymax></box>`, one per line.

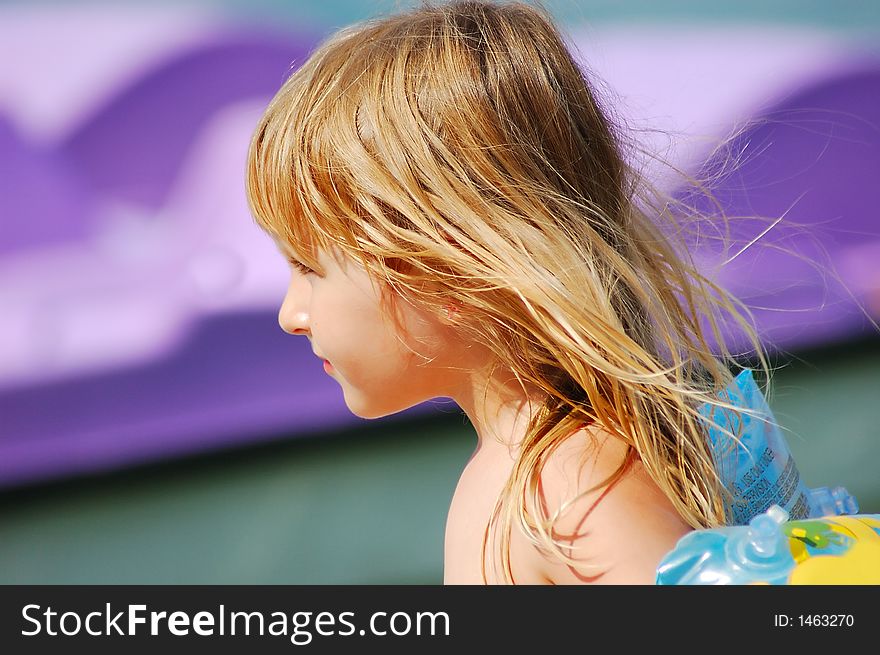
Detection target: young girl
<box><xmin>245</xmin><ymin>0</ymin><xmax>778</xmax><ymax>584</ymax></box>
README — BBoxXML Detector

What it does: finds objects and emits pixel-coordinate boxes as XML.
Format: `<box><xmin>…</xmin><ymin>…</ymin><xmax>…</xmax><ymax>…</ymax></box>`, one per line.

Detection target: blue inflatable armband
<box><xmin>699</xmin><ymin>369</ymin><xmax>858</xmax><ymax>524</ymax></box>
<box><xmin>656</xmin><ymin>504</ymin><xmax>880</xmax><ymax>584</ymax></box>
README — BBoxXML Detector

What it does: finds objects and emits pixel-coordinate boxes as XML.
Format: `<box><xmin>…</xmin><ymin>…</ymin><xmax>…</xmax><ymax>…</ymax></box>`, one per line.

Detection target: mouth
<box><xmin>322</xmin><ymin>359</ymin><xmax>333</xmax><ymax>372</ymax></box>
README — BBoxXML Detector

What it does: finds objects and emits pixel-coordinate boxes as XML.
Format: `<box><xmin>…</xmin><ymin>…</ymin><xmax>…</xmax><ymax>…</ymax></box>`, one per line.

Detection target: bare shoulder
<box><xmin>521</xmin><ymin>423</ymin><xmax>692</xmax><ymax>584</ymax></box>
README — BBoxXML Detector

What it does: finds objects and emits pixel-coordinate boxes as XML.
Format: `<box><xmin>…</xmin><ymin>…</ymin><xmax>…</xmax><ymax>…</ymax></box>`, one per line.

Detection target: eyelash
<box><xmin>288</xmin><ymin>259</ymin><xmax>314</xmax><ymax>275</ymax></box>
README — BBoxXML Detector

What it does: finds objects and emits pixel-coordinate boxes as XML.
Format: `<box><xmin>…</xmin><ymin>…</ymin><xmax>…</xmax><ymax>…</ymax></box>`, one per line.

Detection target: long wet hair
<box><xmin>246</xmin><ymin>0</ymin><xmax>771</xmax><ymax>583</ymax></box>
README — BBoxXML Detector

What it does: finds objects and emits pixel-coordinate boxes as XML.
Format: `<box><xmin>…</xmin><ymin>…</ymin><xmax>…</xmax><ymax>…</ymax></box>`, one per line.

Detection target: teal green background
<box><xmin>2</xmin><ymin>337</ymin><xmax>878</xmax><ymax>583</ymax></box>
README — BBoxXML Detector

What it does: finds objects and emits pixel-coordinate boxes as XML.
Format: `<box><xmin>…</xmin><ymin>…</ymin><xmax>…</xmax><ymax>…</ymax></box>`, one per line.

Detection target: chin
<box><xmin>348</xmin><ymin>408</ymin><xmax>399</xmax><ymax>421</ymax></box>
<box><xmin>343</xmin><ymin>392</ymin><xmax>423</xmax><ymax>420</ymax></box>
<box><xmin>342</xmin><ymin>395</ymin><xmax>394</xmax><ymax>420</ymax></box>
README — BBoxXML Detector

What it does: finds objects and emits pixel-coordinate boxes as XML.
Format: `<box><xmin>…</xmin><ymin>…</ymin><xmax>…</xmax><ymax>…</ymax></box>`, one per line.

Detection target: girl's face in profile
<box><xmin>278</xmin><ymin>245</ymin><xmax>466</xmax><ymax>418</ymax></box>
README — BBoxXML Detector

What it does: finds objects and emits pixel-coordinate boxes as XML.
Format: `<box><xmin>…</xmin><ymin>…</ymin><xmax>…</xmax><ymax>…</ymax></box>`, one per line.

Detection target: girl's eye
<box><xmin>287</xmin><ymin>258</ymin><xmax>314</xmax><ymax>275</ymax></box>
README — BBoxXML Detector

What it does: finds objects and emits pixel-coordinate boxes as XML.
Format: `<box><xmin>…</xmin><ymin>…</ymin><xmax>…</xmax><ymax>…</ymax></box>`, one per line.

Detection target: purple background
<box><xmin>1</xmin><ymin>7</ymin><xmax>878</xmax><ymax>489</ymax></box>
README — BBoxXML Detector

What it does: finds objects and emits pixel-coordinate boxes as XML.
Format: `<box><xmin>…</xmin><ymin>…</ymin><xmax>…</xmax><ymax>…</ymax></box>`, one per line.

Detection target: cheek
<box><xmin>396</xmin><ymin>300</ymin><xmax>448</xmax><ymax>356</ymax></box>
<box><xmin>329</xmin><ymin>325</ymin><xmax>422</xmax><ymax>420</ymax></box>
<box><xmin>316</xmin><ymin>297</ymin><xmax>412</xmax><ymax>378</ymax></box>
<box><xmin>348</xmin><ymin>321</ymin><xmax>416</xmax><ymax>382</ymax></box>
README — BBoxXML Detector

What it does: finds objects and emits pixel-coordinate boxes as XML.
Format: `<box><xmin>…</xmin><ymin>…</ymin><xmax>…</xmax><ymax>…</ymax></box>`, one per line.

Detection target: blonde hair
<box><xmin>246</xmin><ymin>0</ymin><xmax>771</xmax><ymax>583</ymax></box>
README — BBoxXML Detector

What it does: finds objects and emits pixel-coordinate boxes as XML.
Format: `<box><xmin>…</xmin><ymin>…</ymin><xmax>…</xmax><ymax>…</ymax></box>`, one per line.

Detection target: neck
<box><xmin>446</xmin><ymin>362</ymin><xmax>547</xmax><ymax>462</ymax></box>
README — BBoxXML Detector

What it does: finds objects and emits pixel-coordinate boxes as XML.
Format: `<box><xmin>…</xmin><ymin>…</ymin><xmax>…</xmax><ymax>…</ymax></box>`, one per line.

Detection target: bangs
<box><xmin>245</xmin><ymin>27</ymin><xmax>385</xmax><ymax>272</ymax></box>
<box><xmin>246</xmin><ymin>99</ymin><xmax>328</xmax><ymax>269</ymax></box>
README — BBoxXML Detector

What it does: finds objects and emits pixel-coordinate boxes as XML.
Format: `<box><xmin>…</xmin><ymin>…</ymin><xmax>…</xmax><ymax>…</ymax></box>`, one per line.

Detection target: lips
<box><xmin>313</xmin><ymin>350</ymin><xmax>332</xmax><ymax>371</ymax></box>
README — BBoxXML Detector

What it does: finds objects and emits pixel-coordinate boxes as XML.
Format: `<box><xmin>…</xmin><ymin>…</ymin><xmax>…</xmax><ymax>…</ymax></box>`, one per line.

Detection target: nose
<box><xmin>278</xmin><ymin>277</ymin><xmax>310</xmax><ymax>336</ymax></box>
